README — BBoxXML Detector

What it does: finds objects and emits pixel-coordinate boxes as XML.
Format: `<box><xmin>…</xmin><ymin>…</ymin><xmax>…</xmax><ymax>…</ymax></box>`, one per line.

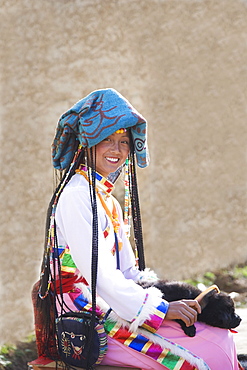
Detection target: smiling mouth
<box><xmin>106</xmin><ymin>157</ymin><xmax>119</xmax><ymax>163</ymax></box>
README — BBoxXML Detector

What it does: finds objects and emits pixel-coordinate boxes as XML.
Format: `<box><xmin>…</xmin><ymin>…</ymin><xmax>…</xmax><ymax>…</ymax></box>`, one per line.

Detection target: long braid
<box><xmin>86</xmin><ymin>147</ymin><xmax>99</xmax><ymax>370</ymax></box>
<box><xmin>129</xmin><ymin>149</ymin><xmax>146</xmax><ymax>271</ymax></box>
<box><xmin>36</xmin><ymin>141</ymin><xmax>85</xmax><ymax>359</ymax></box>
<box><xmin>87</xmin><ymin>147</ymin><xmax>98</xmax><ymax>313</ymax></box>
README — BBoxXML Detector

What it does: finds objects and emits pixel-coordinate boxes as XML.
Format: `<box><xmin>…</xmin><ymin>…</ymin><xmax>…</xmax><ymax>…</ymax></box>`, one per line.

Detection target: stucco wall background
<box><xmin>0</xmin><ymin>0</ymin><xmax>246</xmax><ymax>345</ymax></box>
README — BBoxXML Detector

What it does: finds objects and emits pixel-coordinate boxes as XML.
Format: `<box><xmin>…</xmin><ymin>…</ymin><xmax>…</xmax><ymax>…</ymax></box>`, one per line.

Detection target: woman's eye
<box><xmin>121</xmin><ymin>140</ymin><xmax>129</xmax><ymax>145</ymax></box>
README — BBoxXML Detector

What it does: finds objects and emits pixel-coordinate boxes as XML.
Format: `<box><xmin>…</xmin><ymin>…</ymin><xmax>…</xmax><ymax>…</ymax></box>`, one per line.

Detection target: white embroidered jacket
<box><xmin>55</xmin><ymin>173</ymin><xmax>168</xmax><ymax>331</ymax></box>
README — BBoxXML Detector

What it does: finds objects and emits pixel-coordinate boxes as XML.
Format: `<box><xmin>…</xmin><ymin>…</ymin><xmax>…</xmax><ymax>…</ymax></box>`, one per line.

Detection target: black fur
<box><xmin>142</xmin><ymin>280</ymin><xmax>241</xmax><ymax>337</ymax></box>
<box><xmin>237</xmin><ymin>354</ymin><xmax>247</xmax><ymax>370</ymax></box>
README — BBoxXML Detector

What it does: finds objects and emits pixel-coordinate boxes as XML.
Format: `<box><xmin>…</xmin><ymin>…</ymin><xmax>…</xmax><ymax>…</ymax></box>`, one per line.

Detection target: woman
<box><xmin>33</xmin><ymin>88</ymin><xmax>239</xmax><ymax>370</ymax></box>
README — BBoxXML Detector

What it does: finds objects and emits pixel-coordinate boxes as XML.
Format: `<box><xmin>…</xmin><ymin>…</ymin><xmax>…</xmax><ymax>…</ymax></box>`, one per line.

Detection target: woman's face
<box><xmin>94</xmin><ymin>131</ymin><xmax>130</xmax><ymax>178</ymax></box>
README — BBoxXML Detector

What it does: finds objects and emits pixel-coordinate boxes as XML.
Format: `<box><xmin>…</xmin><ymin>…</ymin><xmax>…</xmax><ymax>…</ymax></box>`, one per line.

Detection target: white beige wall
<box><xmin>0</xmin><ymin>0</ymin><xmax>246</xmax><ymax>345</ymax></box>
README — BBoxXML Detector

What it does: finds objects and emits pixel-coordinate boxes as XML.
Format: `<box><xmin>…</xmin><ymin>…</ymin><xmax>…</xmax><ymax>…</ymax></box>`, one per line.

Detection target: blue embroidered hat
<box><xmin>52</xmin><ymin>88</ymin><xmax>149</xmax><ymax>170</ymax></box>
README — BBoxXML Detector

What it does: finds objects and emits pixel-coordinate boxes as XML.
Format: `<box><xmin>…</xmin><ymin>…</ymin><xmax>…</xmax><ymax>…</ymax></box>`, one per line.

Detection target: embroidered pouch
<box><xmin>56</xmin><ymin>311</ymin><xmax>107</xmax><ymax>368</ymax></box>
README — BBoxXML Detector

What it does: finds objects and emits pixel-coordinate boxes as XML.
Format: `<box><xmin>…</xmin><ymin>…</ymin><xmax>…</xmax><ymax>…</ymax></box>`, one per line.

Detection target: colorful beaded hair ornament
<box><xmin>115</xmin><ymin>128</ymin><xmax>127</xmax><ymax>134</ymax></box>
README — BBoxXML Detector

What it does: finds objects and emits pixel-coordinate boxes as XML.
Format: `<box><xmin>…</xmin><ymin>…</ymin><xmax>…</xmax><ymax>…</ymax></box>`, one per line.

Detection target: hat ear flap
<box><xmin>52</xmin><ymin>132</ymin><xmax>78</xmax><ymax>170</ymax></box>
<box><xmin>131</xmin><ymin>125</ymin><xmax>149</xmax><ymax>168</ymax></box>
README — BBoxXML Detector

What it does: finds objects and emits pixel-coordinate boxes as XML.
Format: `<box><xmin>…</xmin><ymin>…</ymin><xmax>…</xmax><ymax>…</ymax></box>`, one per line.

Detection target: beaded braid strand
<box><xmin>39</xmin><ymin>144</ymin><xmax>83</xmax><ymax>300</ymax></box>
<box><xmin>123</xmin><ymin>158</ymin><xmax>132</xmax><ymax>239</ymax></box>
<box><xmin>128</xmin><ymin>150</ymin><xmax>145</xmax><ymax>271</ymax></box>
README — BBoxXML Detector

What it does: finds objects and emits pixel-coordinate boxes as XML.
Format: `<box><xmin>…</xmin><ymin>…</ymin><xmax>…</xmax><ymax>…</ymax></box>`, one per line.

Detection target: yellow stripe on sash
<box><xmin>124</xmin><ymin>333</ymin><xmax>138</xmax><ymax>346</ymax></box>
<box><xmin>173</xmin><ymin>358</ymin><xmax>185</xmax><ymax>370</ymax></box>
<box><xmin>107</xmin><ymin>323</ymin><xmax>121</xmax><ymax>337</ymax></box>
<box><xmin>61</xmin><ymin>266</ymin><xmax>77</xmax><ymax>273</ymax></box>
<box><xmin>142</xmin><ymin>341</ymin><xmax>153</xmax><ymax>353</ymax></box>
<box><xmin>158</xmin><ymin>347</ymin><xmax>170</xmax><ymax>361</ymax></box>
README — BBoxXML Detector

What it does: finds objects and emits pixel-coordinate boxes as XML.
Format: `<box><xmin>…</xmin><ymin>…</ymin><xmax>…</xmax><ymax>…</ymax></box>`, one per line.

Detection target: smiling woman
<box><xmin>31</xmin><ymin>88</ymin><xmax>240</xmax><ymax>370</ymax></box>
<box><xmin>93</xmin><ymin>131</ymin><xmax>130</xmax><ymax>178</ymax></box>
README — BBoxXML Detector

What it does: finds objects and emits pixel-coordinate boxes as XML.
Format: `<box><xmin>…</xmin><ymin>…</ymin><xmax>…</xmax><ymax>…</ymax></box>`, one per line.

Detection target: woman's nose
<box><xmin>110</xmin><ymin>141</ymin><xmax>120</xmax><ymax>152</ymax></box>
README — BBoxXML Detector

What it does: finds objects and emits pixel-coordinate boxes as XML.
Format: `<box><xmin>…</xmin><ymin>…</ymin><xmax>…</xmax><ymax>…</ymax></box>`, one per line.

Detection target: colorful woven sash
<box><xmin>104</xmin><ymin>320</ymin><xmax>201</xmax><ymax>370</ymax></box>
<box><xmin>60</xmin><ymin>285</ymin><xmax>209</xmax><ymax>370</ymax></box>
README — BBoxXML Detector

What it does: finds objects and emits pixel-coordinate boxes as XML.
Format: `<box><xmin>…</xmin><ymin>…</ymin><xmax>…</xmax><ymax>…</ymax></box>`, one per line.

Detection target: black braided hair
<box><xmin>87</xmin><ymin>147</ymin><xmax>98</xmax><ymax>313</ymax></box>
<box><xmin>128</xmin><ymin>145</ymin><xmax>146</xmax><ymax>271</ymax></box>
<box><xmin>85</xmin><ymin>146</ymin><xmax>99</xmax><ymax>369</ymax></box>
<box><xmin>36</xmin><ymin>139</ymin><xmax>85</xmax><ymax>359</ymax></box>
